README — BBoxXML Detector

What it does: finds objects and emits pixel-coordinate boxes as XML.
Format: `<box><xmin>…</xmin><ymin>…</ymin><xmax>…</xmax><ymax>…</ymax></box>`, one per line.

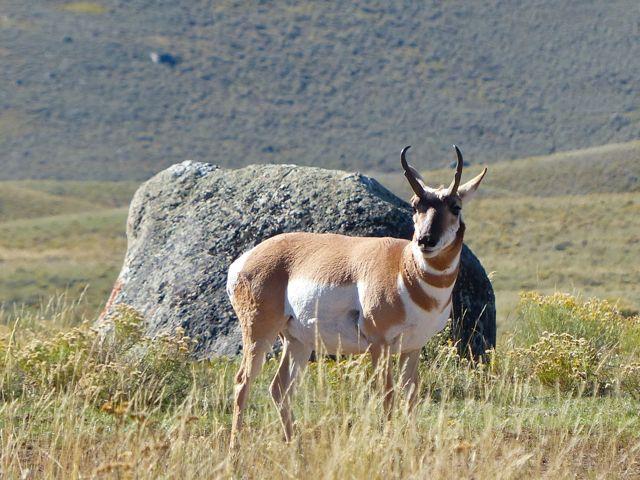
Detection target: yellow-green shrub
<box><xmin>618</xmin><ymin>363</ymin><xmax>640</xmax><ymax>399</ymax></box>
<box><xmin>504</xmin><ymin>292</ymin><xmax>640</xmax><ymax>393</ymax></box>
<box><xmin>16</xmin><ymin>325</ymin><xmax>95</xmax><ymax>392</ymax></box>
<box><xmin>8</xmin><ymin>305</ymin><xmax>197</xmax><ymax>409</ymax></box>
<box><xmin>517</xmin><ymin>292</ymin><xmax>639</xmax><ymax>354</ymax></box>
<box><xmin>4</xmin><ymin>292</ymin><xmax>640</xmax><ymax>409</ymax></box>
<box><xmin>516</xmin><ymin>332</ymin><xmax>602</xmax><ymax>390</ymax></box>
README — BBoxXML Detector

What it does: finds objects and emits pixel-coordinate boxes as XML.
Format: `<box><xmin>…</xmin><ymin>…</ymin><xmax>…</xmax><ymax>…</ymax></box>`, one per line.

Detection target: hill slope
<box><xmin>0</xmin><ymin>181</ymin><xmax>134</xmax><ymax>313</ymax></box>
<box><xmin>1</xmin><ymin>1</ymin><xmax>639</xmax><ymax>180</ymax></box>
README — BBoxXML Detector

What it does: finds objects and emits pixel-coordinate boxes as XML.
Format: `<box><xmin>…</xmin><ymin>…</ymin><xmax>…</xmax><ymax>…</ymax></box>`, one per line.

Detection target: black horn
<box><xmin>448</xmin><ymin>144</ymin><xmax>464</xmax><ymax>195</ymax></box>
<box><xmin>400</xmin><ymin>146</ymin><xmax>425</xmax><ymax>197</ymax></box>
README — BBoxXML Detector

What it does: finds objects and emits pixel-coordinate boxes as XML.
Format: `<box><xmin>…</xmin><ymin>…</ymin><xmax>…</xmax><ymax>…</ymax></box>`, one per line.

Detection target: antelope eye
<box><xmin>450</xmin><ymin>205</ymin><xmax>461</xmax><ymax>215</ymax></box>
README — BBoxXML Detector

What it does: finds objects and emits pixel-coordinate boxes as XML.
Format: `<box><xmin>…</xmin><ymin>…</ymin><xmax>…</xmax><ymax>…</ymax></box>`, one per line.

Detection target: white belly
<box><xmin>284</xmin><ymin>279</ymin><xmax>370</xmax><ymax>354</ymax></box>
<box><xmin>283</xmin><ymin>277</ymin><xmax>453</xmax><ymax>355</ymax></box>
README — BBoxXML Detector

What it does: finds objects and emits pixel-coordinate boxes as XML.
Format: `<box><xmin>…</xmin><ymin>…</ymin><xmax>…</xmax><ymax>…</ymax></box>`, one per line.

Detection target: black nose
<box><xmin>419</xmin><ymin>235</ymin><xmax>438</xmax><ymax>248</ymax></box>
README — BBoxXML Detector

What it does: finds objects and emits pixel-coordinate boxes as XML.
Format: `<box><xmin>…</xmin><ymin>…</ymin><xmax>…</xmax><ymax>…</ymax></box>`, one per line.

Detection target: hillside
<box><xmin>1</xmin><ymin>1</ymin><xmax>639</xmax><ymax>180</ymax></box>
<box><xmin>0</xmin><ymin>182</ymin><xmax>134</xmax><ymax>315</ymax></box>
<box><xmin>0</xmin><ymin>180</ymin><xmax>137</xmax><ymax>222</ymax></box>
<box><xmin>0</xmin><ymin>142</ymin><xmax>638</xmax><ymax>325</ymax></box>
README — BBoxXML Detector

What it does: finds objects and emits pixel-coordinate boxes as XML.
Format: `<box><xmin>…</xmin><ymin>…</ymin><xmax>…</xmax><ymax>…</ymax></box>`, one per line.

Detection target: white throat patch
<box><xmin>411</xmin><ymin>242</ymin><xmax>460</xmax><ymax>274</ymax></box>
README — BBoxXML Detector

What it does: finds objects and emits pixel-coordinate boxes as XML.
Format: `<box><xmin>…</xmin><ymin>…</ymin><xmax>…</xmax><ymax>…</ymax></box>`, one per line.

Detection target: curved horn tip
<box><xmin>448</xmin><ymin>143</ymin><xmax>464</xmax><ymax>194</ymax></box>
<box><xmin>453</xmin><ymin>145</ymin><xmax>463</xmax><ymax>161</ymax></box>
<box><xmin>400</xmin><ymin>145</ymin><xmax>412</xmax><ymax>168</ymax></box>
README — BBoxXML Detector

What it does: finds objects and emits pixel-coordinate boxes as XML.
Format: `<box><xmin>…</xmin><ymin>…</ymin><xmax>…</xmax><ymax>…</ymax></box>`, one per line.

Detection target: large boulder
<box><xmin>100</xmin><ymin>161</ymin><xmax>495</xmax><ymax>359</ymax></box>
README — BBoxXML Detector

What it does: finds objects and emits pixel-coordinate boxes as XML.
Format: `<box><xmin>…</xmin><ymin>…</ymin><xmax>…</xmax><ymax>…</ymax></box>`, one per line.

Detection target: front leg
<box><xmin>270</xmin><ymin>335</ymin><xmax>312</xmax><ymax>443</ymax></box>
<box><xmin>399</xmin><ymin>350</ymin><xmax>421</xmax><ymax>411</ymax></box>
<box><xmin>370</xmin><ymin>344</ymin><xmax>393</xmax><ymax>417</ymax></box>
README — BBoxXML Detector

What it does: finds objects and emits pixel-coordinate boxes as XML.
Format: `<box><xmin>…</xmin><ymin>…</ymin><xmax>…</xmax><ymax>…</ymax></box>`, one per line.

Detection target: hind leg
<box><xmin>270</xmin><ymin>334</ymin><xmax>312</xmax><ymax>442</ymax></box>
<box><xmin>227</xmin><ymin>275</ymin><xmax>288</xmax><ymax>450</ymax></box>
<box><xmin>230</xmin><ymin>339</ymin><xmax>272</xmax><ymax>451</ymax></box>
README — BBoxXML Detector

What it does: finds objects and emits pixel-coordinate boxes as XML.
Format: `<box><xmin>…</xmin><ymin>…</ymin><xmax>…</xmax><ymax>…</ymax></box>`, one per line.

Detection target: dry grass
<box><xmin>1</xmin><ymin>143</ymin><xmax>640</xmax><ymax>476</ymax></box>
<box><xmin>1</xmin><ymin>293</ymin><xmax>639</xmax><ymax>478</ymax></box>
<box><xmin>0</xmin><ymin>180</ymin><xmax>133</xmax><ymax>315</ymax></box>
<box><xmin>463</xmin><ymin>192</ymin><xmax>640</xmax><ymax>327</ymax></box>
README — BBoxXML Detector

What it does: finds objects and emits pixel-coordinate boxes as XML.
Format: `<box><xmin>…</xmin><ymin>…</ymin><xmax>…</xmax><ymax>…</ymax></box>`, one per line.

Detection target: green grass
<box><xmin>464</xmin><ymin>192</ymin><xmax>640</xmax><ymax>327</ymax></box>
<box><xmin>58</xmin><ymin>2</ymin><xmax>107</xmax><ymax>14</ymax></box>
<box><xmin>0</xmin><ymin>184</ymin><xmax>99</xmax><ymax>223</ymax></box>
<box><xmin>0</xmin><ymin>180</ymin><xmax>135</xmax><ymax>222</ymax></box>
<box><xmin>0</xmin><ymin>181</ymin><xmax>132</xmax><ymax>315</ymax></box>
<box><xmin>10</xmin><ymin>180</ymin><xmax>138</xmax><ymax>209</ymax></box>
<box><xmin>0</xmin><ymin>208</ymin><xmax>126</xmax><ymax>316</ymax></box>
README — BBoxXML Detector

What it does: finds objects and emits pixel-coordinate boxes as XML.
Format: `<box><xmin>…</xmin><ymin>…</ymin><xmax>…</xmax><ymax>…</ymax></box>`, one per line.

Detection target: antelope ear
<box><xmin>458</xmin><ymin>168</ymin><xmax>487</xmax><ymax>202</ymax></box>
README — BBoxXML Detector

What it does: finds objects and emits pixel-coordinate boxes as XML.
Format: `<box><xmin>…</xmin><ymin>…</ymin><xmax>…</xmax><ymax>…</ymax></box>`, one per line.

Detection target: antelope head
<box><xmin>401</xmin><ymin>145</ymin><xmax>487</xmax><ymax>257</ymax></box>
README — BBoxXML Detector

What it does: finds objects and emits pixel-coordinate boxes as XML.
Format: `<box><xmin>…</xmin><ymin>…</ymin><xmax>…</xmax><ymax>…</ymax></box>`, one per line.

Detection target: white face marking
<box><xmin>413</xmin><ymin>208</ymin><xmax>436</xmax><ymax>240</ymax></box>
<box><xmin>411</xmin><ymin>243</ymin><xmax>460</xmax><ymax>274</ymax></box>
<box><xmin>411</xmin><ymin>242</ymin><xmax>429</xmax><ymax>271</ymax></box>
<box><xmin>428</xmin><ymin>221</ymin><xmax>459</xmax><ymax>254</ymax></box>
<box><xmin>413</xmin><ymin>222</ymin><xmax>460</xmax><ymax>258</ymax></box>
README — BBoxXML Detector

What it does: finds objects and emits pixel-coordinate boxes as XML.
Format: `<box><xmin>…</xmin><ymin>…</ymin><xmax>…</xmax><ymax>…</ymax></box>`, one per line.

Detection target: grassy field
<box><xmin>0</xmin><ymin>292</ymin><xmax>639</xmax><ymax>477</ymax></box>
<box><xmin>0</xmin><ymin>181</ymin><xmax>136</xmax><ymax>317</ymax></box>
<box><xmin>466</xmin><ymin>192</ymin><xmax>640</xmax><ymax>323</ymax></box>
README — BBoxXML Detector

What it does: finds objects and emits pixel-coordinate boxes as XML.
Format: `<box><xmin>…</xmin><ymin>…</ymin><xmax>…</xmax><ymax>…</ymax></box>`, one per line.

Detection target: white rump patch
<box><xmin>226</xmin><ymin>248</ymin><xmax>255</xmax><ymax>300</ymax></box>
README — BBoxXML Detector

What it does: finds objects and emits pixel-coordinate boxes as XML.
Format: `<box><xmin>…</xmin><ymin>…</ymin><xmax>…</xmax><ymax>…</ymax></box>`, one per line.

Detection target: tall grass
<box><xmin>1</xmin><ymin>293</ymin><xmax>639</xmax><ymax>478</ymax></box>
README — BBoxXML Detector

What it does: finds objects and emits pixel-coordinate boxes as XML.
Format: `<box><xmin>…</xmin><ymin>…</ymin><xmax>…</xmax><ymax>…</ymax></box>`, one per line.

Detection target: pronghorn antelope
<box><xmin>226</xmin><ymin>146</ymin><xmax>487</xmax><ymax>447</ymax></box>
